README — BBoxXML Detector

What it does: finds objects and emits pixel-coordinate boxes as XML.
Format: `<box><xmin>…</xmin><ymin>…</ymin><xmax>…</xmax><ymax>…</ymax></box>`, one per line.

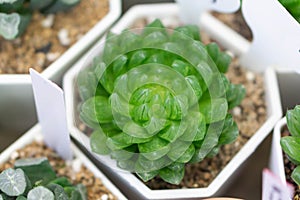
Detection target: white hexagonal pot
<box><xmin>0</xmin><ymin>124</ymin><xmax>127</xmax><ymax>200</ymax></box>
<box><xmin>63</xmin><ymin>3</ymin><xmax>282</xmax><ymax>199</ymax></box>
<box><xmin>0</xmin><ymin>0</ymin><xmax>121</xmax><ymax>138</ymax></box>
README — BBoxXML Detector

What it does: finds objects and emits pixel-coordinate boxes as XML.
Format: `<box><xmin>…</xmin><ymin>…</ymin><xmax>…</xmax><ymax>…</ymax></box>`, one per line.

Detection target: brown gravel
<box><xmin>211</xmin><ymin>10</ymin><xmax>253</xmax><ymax>41</ymax></box>
<box><xmin>0</xmin><ymin>141</ymin><xmax>117</xmax><ymax>200</ymax></box>
<box><xmin>281</xmin><ymin>126</ymin><xmax>300</xmax><ymax>200</ymax></box>
<box><xmin>144</xmin><ymin>57</ymin><xmax>266</xmax><ymax>189</ymax></box>
<box><xmin>0</xmin><ymin>0</ymin><xmax>109</xmax><ymax>74</ymax></box>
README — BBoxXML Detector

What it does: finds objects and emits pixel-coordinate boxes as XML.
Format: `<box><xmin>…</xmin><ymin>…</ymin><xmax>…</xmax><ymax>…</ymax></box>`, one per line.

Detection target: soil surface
<box><xmin>211</xmin><ymin>10</ymin><xmax>253</xmax><ymax>41</ymax></box>
<box><xmin>281</xmin><ymin>126</ymin><xmax>300</xmax><ymax>200</ymax></box>
<box><xmin>0</xmin><ymin>0</ymin><xmax>109</xmax><ymax>74</ymax></box>
<box><xmin>0</xmin><ymin>141</ymin><xmax>117</xmax><ymax>200</ymax></box>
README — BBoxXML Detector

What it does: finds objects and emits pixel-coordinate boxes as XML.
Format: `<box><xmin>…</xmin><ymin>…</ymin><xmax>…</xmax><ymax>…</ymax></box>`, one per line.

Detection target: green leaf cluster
<box><xmin>0</xmin><ymin>157</ymin><xmax>86</xmax><ymax>200</ymax></box>
<box><xmin>78</xmin><ymin>19</ymin><xmax>245</xmax><ymax>185</ymax></box>
<box><xmin>0</xmin><ymin>0</ymin><xmax>80</xmax><ymax>40</ymax></box>
<box><xmin>279</xmin><ymin>0</ymin><xmax>300</xmax><ymax>23</ymax></box>
<box><xmin>281</xmin><ymin>105</ymin><xmax>300</xmax><ymax>186</ymax></box>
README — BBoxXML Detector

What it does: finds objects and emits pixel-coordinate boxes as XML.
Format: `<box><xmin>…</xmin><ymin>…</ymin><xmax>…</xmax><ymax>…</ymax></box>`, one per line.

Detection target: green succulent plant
<box><xmin>78</xmin><ymin>19</ymin><xmax>246</xmax><ymax>185</ymax></box>
<box><xmin>0</xmin><ymin>0</ymin><xmax>80</xmax><ymax>40</ymax></box>
<box><xmin>0</xmin><ymin>157</ymin><xmax>86</xmax><ymax>200</ymax></box>
<box><xmin>278</xmin><ymin>0</ymin><xmax>300</xmax><ymax>23</ymax></box>
<box><xmin>281</xmin><ymin>105</ymin><xmax>300</xmax><ymax>186</ymax></box>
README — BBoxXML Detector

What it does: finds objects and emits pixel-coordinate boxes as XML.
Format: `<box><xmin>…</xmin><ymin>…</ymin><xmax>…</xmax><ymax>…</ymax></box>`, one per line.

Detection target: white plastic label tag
<box><xmin>262</xmin><ymin>169</ymin><xmax>294</xmax><ymax>200</ymax></box>
<box><xmin>241</xmin><ymin>0</ymin><xmax>300</xmax><ymax>72</ymax></box>
<box><xmin>30</xmin><ymin>69</ymin><xmax>72</xmax><ymax>160</ymax></box>
<box><xmin>176</xmin><ymin>0</ymin><xmax>240</xmax><ymax>24</ymax></box>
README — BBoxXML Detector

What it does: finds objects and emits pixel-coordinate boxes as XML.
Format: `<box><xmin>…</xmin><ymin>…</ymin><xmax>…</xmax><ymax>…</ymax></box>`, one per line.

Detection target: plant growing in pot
<box><xmin>76</xmin><ymin>18</ymin><xmax>246</xmax><ymax>193</ymax></box>
<box><xmin>280</xmin><ymin>106</ymin><xmax>300</xmax><ymax>199</ymax></box>
<box><xmin>64</xmin><ymin>3</ymin><xmax>282</xmax><ymax>199</ymax></box>
<box><xmin>0</xmin><ymin>125</ymin><xmax>126</xmax><ymax>200</ymax></box>
<box><xmin>0</xmin><ymin>0</ymin><xmax>119</xmax><ymax>77</ymax></box>
<box><xmin>0</xmin><ymin>0</ymin><xmax>121</xmax><ymax>148</ymax></box>
<box><xmin>0</xmin><ymin>157</ymin><xmax>87</xmax><ymax>199</ymax></box>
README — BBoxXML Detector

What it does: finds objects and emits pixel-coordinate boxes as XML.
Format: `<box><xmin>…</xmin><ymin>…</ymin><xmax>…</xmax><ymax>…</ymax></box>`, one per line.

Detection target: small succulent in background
<box><xmin>0</xmin><ymin>157</ymin><xmax>86</xmax><ymax>199</ymax></box>
<box><xmin>0</xmin><ymin>0</ymin><xmax>80</xmax><ymax>40</ymax></box>
<box><xmin>281</xmin><ymin>105</ymin><xmax>300</xmax><ymax>186</ymax></box>
<box><xmin>278</xmin><ymin>0</ymin><xmax>300</xmax><ymax>23</ymax></box>
<box><xmin>78</xmin><ymin>19</ymin><xmax>245</xmax><ymax>185</ymax></box>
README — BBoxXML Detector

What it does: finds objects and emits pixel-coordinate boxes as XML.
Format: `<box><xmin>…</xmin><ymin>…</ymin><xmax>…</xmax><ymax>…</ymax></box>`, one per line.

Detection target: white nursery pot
<box><xmin>0</xmin><ymin>0</ymin><xmax>121</xmax><ymax>139</ymax></box>
<box><xmin>269</xmin><ymin>117</ymin><xmax>286</xmax><ymax>185</ymax></box>
<box><xmin>0</xmin><ymin>124</ymin><xmax>127</xmax><ymax>200</ymax></box>
<box><xmin>63</xmin><ymin>3</ymin><xmax>282</xmax><ymax>199</ymax></box>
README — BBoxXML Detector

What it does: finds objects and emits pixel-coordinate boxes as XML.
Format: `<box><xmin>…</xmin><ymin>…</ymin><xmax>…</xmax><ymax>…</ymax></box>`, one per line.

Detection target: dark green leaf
<box><xmin>280</xmin><ymin>136</ymin><xmax>300</xmax><ymax>165</ymax></box>
<box><xmin>50</xmin><ymin>177</ymin><xmax>72</xmax><ymax>188</ymax></box>
<box><xmin>159</xmin><ymin>163</ymin><xmax>184</xmax><ymax>185</ymax></box>
<box><xmin>14</xmin><ymin>158</ymin><xmax>56</xmax><ymax>186</ymax></box>
<box><xmin>47</xmin><ymin>183</ymin><xmax>69</xmax><ymax>200</ymax></box>
<box><xmin>0</xmin><ymin>193</ymin><xmax>14</xmax><ymax>200</ymax></box>
<box><xmin>29</xmin><ymin>0</ymin><xmax>54</xmax><ymax>10</ymax></box>
<box><xmin>42</xmin><ymin>0</ymin><xmax>80</xmax><ymax>14</ymax></box>
<box><xmin>292</xmin><ymin>165</ymin><xmax>300</xmax><ymax>186</ymax></box>
<box><xmin>218</xmin><ymin>114</ymin><xmax>239</xmax><ymax>145</ymax></box>
<box><xmin>286</xmin><ymin>105</ymin><xmax>300</xmax><ymax>137</ymax></box>
<box><xmin>226</xmin><ymin>84</ymin><xmax>246</xmax><ymax>110</ymax></box>
<box><xmin>0</xmin><ymin>0</ymin><xmax>24</xmax><ymax>12</ymax></box>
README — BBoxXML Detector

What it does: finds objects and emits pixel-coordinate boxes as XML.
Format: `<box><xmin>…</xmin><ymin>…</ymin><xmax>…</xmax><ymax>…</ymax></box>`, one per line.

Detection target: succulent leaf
<box><xmin>292</xmin><ymin>165</ymin><xmax>300</xmax><ymax>186</ymax></box>
<box><xmin>27</xmin><ymin>186</ymin><xmax>54</xmax><ymax>200</ymax></box>
<box><xmin>281</xmin><ymin>105</ymin><xmax>300</xmax><ymax>187</ymax></box>
<box><xmin>0</xmin><ymin>12</ymin><xmax>30</xmax><ymax>40</ymax></box>
<box><xmin>14</xmin><ymin>157</ymin><xmax>56</xmax><ymax>186</ymax></box>
<box><xmin>0</xmin><ymin>168</ymin><xmax>26</xmax><ymax>196</ymax></box>
<box><xmin>281</xmin><ymin>136</ymin><xmax>300</xmax><ymax>165</ymax></box>
<box><xmin>286</xmin><ymin>105</ymin><xmax>300</xmax><ymax>137</ymax></box>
